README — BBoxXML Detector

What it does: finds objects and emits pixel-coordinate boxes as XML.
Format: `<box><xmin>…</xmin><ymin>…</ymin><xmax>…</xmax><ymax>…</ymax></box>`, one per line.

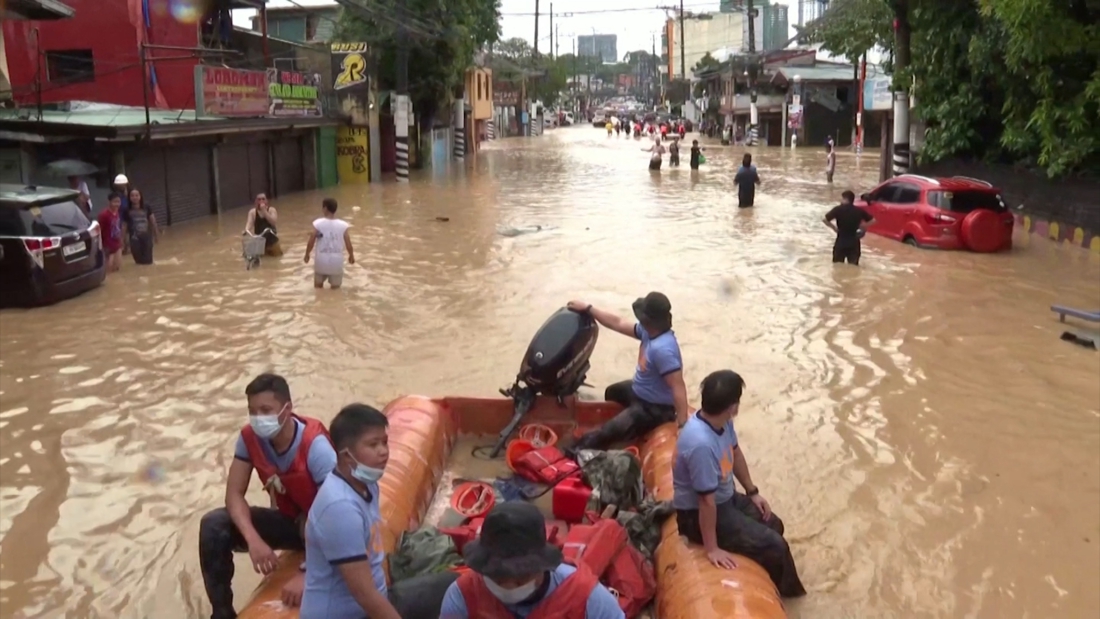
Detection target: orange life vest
<box><xmin>512</xmin><ymin>446</ymin><xmax>579</xmax><ymax>486</ymax></box>
<box><xmin>456</xmin><ymin>563</ymin><xmax>598</xmax><ymax>619</ymax></box>
<box><xmin>561</xmin><ymin>517</ymin><xmax>657</xmax><ymax>618</ymax></box>
<box><xmin>240</xmin><ymin>415</ymin><xmax>330</xmax><ymax>520</ymax></box>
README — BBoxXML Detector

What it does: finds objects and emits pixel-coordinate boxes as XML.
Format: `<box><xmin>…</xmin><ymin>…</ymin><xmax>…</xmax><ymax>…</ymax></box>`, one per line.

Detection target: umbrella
<box><xmin>44</xmin><ymin>159</ymin><xmax>99</xmax><ymax>177</ymax></box>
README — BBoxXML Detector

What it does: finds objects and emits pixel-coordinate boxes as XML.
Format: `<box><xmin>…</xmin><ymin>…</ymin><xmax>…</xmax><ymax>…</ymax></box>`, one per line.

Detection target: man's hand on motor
<box><xmin>566</xmin><ymin>300</ymin><xmax>591</xmax><ymax>313</ymax></box>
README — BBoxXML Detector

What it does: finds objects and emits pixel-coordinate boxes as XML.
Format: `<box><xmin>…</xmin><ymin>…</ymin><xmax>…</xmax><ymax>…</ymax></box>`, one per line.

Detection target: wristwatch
<box><xmin>745</xmin><ymin>486</ymin><xmax>760</xmax><ymax>497</ymax></box>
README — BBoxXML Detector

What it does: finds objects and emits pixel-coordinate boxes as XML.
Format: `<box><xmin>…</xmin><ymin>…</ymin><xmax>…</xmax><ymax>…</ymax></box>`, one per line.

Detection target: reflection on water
<box><xmin>1</xmin><ymin>128</ymin><xmax>1099</xmax><ymax>619</ymax></box>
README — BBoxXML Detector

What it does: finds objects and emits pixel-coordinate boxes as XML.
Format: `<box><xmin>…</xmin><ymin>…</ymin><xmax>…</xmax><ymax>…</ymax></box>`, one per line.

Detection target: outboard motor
<box><xmin>490</xmin><ymin>308</ymin><xmax>599</xmax><ymax>457</ymax></box>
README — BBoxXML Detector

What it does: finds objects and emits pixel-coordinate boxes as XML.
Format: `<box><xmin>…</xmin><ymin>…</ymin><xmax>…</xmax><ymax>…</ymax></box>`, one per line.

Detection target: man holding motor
<box><xmin>566</xmin><ymin>292</ymin><xmax>692</xmax><ymax>451</ymax></box>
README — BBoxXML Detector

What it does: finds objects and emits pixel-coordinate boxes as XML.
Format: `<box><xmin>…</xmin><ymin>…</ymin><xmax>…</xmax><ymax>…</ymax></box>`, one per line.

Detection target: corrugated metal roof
<box><xmin>777</xmin><ymin>65</ymin><xmax>857</xmax><ymax>82</ymax></box>
<box><xmin>0</xmin><ymin>107</ymin><xmax>224</xmax><ymax>127</ymax></box>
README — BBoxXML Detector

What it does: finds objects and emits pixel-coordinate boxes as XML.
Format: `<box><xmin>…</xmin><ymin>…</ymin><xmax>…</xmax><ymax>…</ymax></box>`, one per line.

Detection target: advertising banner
<box><xmin>194</xmin><ymin>66</ymin><xmax>269</xmax><ymax>117</ymax></box>
<box><xmin>267</xmin><ymin>69</ymin><xmax>323</xmax><ymax>117</ymax></box>
<box><xmin>863</xmin><ymin>77</ymin><xmax>892</xmax><ymax>111</ymax></box>
<box><xmin>331</xmin><ymin>42</ymin><xmax>371</xmax><ymax>94</ymax></box>
<box><xmin>336</xmin><ymin>126</ymin><xmax>369</xmax><ymax>184</ymax></box>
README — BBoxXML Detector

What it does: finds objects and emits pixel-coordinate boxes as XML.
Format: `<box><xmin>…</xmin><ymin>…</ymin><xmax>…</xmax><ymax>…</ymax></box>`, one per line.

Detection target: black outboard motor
<box><xmin>490</xmin><ymin>308</ymin><xmax>599</xmax><ymax>457</ymax></box>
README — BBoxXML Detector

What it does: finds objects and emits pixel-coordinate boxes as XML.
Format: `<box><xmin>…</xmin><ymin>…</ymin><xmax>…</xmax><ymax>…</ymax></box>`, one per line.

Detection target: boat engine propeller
<box><xmin>490</xmin><ymin>307</ymin><xmax>600</xmax><ymax>458</ymax></box>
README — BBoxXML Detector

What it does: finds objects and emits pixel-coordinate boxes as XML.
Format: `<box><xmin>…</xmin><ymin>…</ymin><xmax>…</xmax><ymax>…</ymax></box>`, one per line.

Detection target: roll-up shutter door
<box><xmin>273</xmin><ymin>138</ymin><xmax>304</xmax><ymax>196</ymax></box>
<box><xmin>218</xmin><ymin>144</ymin><xmax>251</xmax><ymax>210</ymax></box>
<box><xmin>248</xmin><ymin>142</ymin><xmax>270</xmax><ymax>199</ymax></box>
<box><xmin>125</xmin><ymin>147</ymin><xmax>169</xmax><ymax>228</ymax></box>
<box><xmin>165</xmin><ymin>146</ymin><xmax>212</xmax><ymax>225</ymax></box>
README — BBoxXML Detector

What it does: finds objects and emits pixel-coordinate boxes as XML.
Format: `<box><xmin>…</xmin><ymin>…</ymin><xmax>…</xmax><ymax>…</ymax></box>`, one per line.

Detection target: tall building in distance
<box><xmin>577</xmin><ymin>34</ymin><xmax>618</xmax><ymax>64</ymax></box>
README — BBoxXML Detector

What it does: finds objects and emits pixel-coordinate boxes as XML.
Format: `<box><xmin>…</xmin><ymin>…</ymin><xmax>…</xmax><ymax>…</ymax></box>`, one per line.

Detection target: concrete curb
<box><xmin>1015</xmin><ymin>213</ymin><xmax>1100</xmax><ymax>254</ymax></box>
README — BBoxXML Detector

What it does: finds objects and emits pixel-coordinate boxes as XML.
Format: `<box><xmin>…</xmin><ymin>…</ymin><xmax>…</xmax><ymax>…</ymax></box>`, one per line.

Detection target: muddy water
<box><xmin>1</xmin><ymin>128</ymin><xmax>1098</xmax><ymax>619</ymax></box>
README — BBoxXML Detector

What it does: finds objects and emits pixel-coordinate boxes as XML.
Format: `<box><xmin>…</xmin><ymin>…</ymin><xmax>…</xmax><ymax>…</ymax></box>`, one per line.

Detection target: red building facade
<box><xmin>3</xmin><ymin>0</ymin><xmax>207</xmax><ymax>109</ymax></box>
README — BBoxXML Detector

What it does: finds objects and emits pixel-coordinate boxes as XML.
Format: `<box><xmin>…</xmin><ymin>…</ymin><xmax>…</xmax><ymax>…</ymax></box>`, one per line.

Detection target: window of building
<box><xmin>477</xmin><ymin>74</ymin><xmax>483</xmax><ymax>100</ymax></box>
<box><xmin>45</xmin><ymin>49</ymin><xmax>94</xmax><ymax>84</ymax></box>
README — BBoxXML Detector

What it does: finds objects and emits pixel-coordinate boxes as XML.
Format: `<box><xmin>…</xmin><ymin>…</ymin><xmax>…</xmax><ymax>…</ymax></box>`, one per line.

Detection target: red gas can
<box><xmin>552</xmin><ymin>475</ymin><xmax>593</xmax><ymax>523</ymax></box>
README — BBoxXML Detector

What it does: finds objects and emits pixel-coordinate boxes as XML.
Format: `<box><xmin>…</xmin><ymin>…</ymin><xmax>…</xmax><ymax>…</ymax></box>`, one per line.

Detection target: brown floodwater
<box><xmin>1</xmin><ymin>128</ymin><xmax>1098</xmax><ymax>619</ymax></box>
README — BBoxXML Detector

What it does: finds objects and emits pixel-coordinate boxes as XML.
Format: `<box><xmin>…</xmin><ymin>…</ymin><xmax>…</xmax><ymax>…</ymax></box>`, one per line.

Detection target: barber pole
<box><xmin>487</xmin><ymin>118</ymin><xmax>496</xmax><ymax>140</ymax></box>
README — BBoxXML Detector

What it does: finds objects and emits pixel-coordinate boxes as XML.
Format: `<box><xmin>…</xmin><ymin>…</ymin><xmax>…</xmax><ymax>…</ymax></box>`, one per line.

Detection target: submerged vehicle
<box><xmin>237</xmin><ymin>308</ymin><xmax>788</xmax><ymax>619</ymax></box>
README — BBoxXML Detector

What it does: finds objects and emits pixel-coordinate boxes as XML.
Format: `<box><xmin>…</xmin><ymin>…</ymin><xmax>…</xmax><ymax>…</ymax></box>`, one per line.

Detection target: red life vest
<box><xmin>561</xmin><ymin>517</ymin><xmax>657</xmax><ymax>618</ymax></box>
<box><xmin>511</xmin><ymin>446</ymin><xmax>579</xmax><ymax>486</ymax></box>
<box><xmin>240</xmin><ymin>415</ymin><xmax>330</xmax><ymax>520</ymax></box>
<box><xmin>456</xmin><ymin>563</ymin><xmax>598</xmax><ymax>619</ymax></box>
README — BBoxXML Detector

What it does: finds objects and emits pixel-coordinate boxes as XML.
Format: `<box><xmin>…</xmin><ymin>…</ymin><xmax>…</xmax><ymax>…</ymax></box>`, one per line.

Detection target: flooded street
<box><xmin>1</xmin><ymin>127</ymin><xmax>1099</xmax><ymax>619</ymax></box>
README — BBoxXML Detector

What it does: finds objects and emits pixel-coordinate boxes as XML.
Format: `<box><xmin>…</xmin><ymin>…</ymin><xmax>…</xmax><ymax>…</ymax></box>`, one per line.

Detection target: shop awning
<box><xmin>3</xmin><ymin>0</ymin><xmax>75</xmax><ymax>20</ymax></box>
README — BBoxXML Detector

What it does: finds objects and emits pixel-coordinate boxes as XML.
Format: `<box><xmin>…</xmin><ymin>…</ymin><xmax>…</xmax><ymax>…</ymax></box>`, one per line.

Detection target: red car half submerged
<box><xmin>856</xmin><ymin>174</ymin><xmax>1014</xmax><ymax>252</ymax></box>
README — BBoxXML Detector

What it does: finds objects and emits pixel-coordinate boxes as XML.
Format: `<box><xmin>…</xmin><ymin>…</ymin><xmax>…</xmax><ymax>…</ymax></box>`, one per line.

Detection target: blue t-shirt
<box><xmin>439</xmin><ymin>564</ymin><xmax>624</xmax><ymax>619</ymax></box>
<box><xmin>233</xmin><ymin>418</ymin><xmax>337</xmax><ymax>485</ymax></box>
<box><xmin>300</xmin><ymin>473</ymin><xmax>388</xmax><ymax>619</ymax></box>
<box><xmin>672</xmin><ymin>411</ymin><xmax>740</xmax><ymax>510</ymax></box>
<box><xmin>630</xmin><ymin>323</ymin><xmax>682</xmax><ymax>405</ymax></box>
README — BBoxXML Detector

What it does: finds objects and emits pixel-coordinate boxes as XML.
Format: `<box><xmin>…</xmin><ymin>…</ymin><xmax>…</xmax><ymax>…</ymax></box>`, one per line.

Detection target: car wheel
<box><xmin>903</xmin><ymin>236</ymin><xmax>918</xmax><ymax>247</ymax></box>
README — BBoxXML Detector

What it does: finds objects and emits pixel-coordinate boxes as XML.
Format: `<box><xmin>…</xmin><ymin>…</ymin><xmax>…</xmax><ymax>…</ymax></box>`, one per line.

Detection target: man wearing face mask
<box><xmin>439</xmin><ymin>502</ymin><xmax>624</xmax><ymax>619</ymax></box>
<box><xmin>299</xmin><ymin>403</ymin><xmax>404</xmax><ymax>619</ymax></box>
<box><xmin>198</xmin><ymin>373</ymin><xmax>337</xmax><ymax>619</ymax></box>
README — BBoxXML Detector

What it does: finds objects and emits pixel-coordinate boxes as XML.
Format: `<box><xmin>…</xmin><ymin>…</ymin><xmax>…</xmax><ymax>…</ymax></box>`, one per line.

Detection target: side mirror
<box><xmin>860</xmin><ymin>193</ymin><xmax>871</xmax><ymax>202</ymax></box>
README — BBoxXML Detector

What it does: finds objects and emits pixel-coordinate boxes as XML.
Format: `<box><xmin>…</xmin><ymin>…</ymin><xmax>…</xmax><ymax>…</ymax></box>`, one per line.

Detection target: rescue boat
<box><xmin>237</xmin><ymin>308</ymin><xmax>789</xmax><ymax>619</ymax></box>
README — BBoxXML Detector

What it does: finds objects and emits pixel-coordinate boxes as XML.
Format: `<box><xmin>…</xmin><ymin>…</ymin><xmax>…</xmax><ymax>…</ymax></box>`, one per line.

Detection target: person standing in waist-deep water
<box><xmin>198</xmin><ymin>373</ymin><xmax>338</xmax><ymax>619</ymax></box>
<box><xmin>97</xmin><ymin>192</ymin><xmax>124</xmax><ymax>272</ymax></box>
<box><xmin>825</xmin><ymin>142</ymin><xmax>837</xmax><ymax>183</ymax></box>
<box><xmin>824</xmin><ymin>190</ymin><xmax>875</xmax><ymax>266</ymax></box>
<box><xmin>672</xmin><ymin>369</ymin><xmax>807</xmax><ymax>598</ymax></box>
<box><xmin>668</xmin><ymin>138</ymin><xmax>681</xmax><ymax>166</ymax></box>
<box><xmin>565</xmin><ymin>293</ymin><xmax>692</xmax><ymax>451</ymax></box>
<box><xmin>125</xmin><ymin>188</ymin><xmax>160</xmax><ymax>265</ymax></box>
<box><xmin>245</xmin><ymin>193</ymin><xmax>282</xmax><ymax>257</ymax></box>
<box><xmin>644</xmin><ymin>138</ymin><xmax>665</xmax><ymax>171</ymax></box>
<box><xmin>304</xmin><ymin>198</ymin><xmax>355</xmax><ymax>289</ymax></box>
<box><xmin>689</xmin><ymin>139</ymin><xmax>705</xmax><ymax>170</ymax></box>
<box><xmin>111</xmin><ymin>174</ymin><xmax>132</xmax><ymax>254</ymax></box>
<box><xmin>734</xmin><ymin>153</ymin><xmax>761</xmax><ymax>208</ymax></box>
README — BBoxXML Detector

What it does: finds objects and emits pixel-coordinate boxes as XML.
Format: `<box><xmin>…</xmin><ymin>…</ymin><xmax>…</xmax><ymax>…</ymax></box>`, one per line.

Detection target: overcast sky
<box><xmin>233</xmin><ymin>0</ymin><xmax>800</xmax><ymax>60</ymax></box>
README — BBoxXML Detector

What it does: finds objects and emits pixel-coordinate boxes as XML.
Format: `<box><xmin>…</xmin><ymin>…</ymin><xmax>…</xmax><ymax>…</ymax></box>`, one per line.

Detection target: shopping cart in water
<box><xmin>242</xmin><ymin>231</ymin><xmax>268</xmax><ymax>270</ymax></box>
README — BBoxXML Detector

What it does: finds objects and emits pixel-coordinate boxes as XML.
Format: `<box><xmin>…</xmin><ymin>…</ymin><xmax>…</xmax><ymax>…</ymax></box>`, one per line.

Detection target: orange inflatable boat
<box><xmin>235</xmin><ymin>394</ymin><xmax>786</xmax><ymax>619</ymax></box>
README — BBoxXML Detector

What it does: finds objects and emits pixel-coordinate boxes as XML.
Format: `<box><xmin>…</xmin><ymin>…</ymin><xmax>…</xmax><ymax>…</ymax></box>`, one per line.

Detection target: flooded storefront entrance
<box><xmin>1</xmin><ymin>129</ymin><xmax>1098</xmax><ymax>618</ymax></box>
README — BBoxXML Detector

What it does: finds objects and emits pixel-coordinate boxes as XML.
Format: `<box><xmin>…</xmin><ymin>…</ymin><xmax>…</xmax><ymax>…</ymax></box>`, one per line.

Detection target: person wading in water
<box><xmin>245</xmin><ymin>194</ymin><xmax>282</xmax><ymax>257</ymax></box>
<box><xmin>823</xmin><ymin>190</ymin><xmax>875</xmax><ymax>266</ymax></box>
<box><xmin>125</xmin><ymin>188</ymin><xmax>159</xmax><ymax>265</ymax></box>
<box><xmin>644</xmin><ymin>138</ymin><xmax>665</xmax><ymax>171</ymax></box>
<box><xmin>733</xmin><ymin>154</ymin><xmax>761</xmax><ymax>208</ymax></box>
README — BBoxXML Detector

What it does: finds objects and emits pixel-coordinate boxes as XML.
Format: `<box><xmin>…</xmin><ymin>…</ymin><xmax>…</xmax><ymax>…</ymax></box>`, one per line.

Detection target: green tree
<box><xmin>691</xmin><ymin>52</ymin><xmax>722</xmax><ymax>98</ymax></box>
<box><xmin>334</xmin><ymin>0</ymin><xmax>501</xmax><ymax>124</ymax></box>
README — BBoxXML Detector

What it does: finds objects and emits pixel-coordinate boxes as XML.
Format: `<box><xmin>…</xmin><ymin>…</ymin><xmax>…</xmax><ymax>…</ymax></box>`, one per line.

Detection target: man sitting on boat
<box><xmin>439</xmin><ymin>502</ymin><xmax>625</xmax><ymax>619</ymax></box>
<box><xmin>300</xmin><ymin>403</ymin><xmax>405</xmax><ymax>619</ymax></box>
<box><xmin>567</xmin><ymin>292</ymin><xmax>692</xmax><ymax>451</ymax></box>
<box><xmin>199</xmin><ymin>373</ymin><xmax>337</xmax><ymax>619</ymax></box>
<box><xmin>672</xmin><ymin>370</ymin><xmax>807</xmax><ymax>598</ymax></box>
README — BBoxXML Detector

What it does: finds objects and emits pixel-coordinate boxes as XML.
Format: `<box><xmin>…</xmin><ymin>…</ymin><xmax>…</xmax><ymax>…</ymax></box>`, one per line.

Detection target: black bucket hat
<box><xmin>463</xmin><ymin>502</ymin><xmax>562</xmax><ymax>579</ymax></box>
<box><xmin>632</xmin><ymin>291</ymin><xmax>672</xmax><ymax>329</ymax></box>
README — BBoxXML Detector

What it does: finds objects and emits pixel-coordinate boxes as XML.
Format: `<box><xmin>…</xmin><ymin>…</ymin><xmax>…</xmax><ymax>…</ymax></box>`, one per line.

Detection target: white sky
<box><xmin>233</xmin><ymin>0</ymin><xmax>801</xmax><ymax>60</ymax></box>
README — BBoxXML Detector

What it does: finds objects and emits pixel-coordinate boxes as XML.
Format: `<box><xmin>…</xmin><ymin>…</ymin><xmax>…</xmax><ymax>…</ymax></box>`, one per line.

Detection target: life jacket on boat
<box><xmin>512</xmin><ymin>446</ymin><xmax>580</xmax><ymax>485</ymax></box>
<box><xmin>561</xmin><ymin>517</ymin><xmax>657</xmax><ymax>618</ymax></box>
<box><xmin>456</xmin><ymin>563</ymin><xmax>599</xmax><ymax>619</ymax></box>
<box><xmin>240</xmin><ymin>415</ymin><xmax>330</xmax><ymax>519</ymax></box>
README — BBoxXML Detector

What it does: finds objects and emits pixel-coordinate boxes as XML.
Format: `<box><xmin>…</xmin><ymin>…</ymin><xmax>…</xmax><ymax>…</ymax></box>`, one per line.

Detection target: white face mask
<box><xmin>249</xmin><ymin>403</ymin><xmax>288</xmax><ymax>439</ymax></box>
<box><xmin>345</xmin><ymin>450</ymin><xmax>385</xmax><ymax>484</ymax></box>
<box><xmin>484</xmin><ymin>576</ymin><xmax>539</xmax><ymax>605</ymax></box>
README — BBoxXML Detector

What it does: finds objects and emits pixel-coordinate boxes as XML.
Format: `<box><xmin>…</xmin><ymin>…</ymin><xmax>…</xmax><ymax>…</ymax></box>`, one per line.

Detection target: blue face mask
<box><xmin>344</xmin><ymin>451</ymin><xmax>384</xmax><ymax>484</ymax></box>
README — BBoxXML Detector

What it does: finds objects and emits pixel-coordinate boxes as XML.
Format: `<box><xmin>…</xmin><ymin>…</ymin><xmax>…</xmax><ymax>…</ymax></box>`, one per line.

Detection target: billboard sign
<box><xmin>267</xmin><ymin>69</ymin><xmax>322</xmax><ymax>117</ymax></box>
<box><xmin>331</xmin><ymin>42</ymin><xmax>371</xmax><ymax>94</ymax></box>
<box><xmin>194</xmin><ymin>66</ymin><xmax>269</xmax><ymax>117</ymax></box>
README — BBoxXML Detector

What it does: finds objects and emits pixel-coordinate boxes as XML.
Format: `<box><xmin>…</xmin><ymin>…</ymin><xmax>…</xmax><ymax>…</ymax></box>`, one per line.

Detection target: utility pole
<box><xmin>855</xmin><ymin>51</ymin><xmax>867</xmax><ymax>156</ymax></box>
<box><xmin>550</xmin><ymin>4</ymin><xmax>555</xmax><ymax>59</ymax></box>
<box><xmin>534</xmin><ymin>0</ymin><xmax>540</xmax><ymax>58</ymax></box>
<box><xmin>747</xmin><ymin>0</ymin><xmax>759</xmax><ymax>146</ymax></box>
<box><xmin>395</xmin><ymin>26</ymin><xmax>410</xmax><ymax>181</ymax></box>
<box><xmin>891</xmin><ymin>0</ymin><xmax>911</xmax><ymax>177</ymax></box>
<box><xmin>651</xmin><ymin>33</ymin><xmax>657</xmax><ymax>105</ymax></box>
<box><xmin>678</xmin><ymin>0</ymin><xmax>686</xmax><ymax>80</ymax></box>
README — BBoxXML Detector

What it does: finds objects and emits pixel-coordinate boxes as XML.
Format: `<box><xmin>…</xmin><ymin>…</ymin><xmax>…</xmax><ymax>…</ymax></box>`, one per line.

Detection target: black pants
<box><xmin>832</xmin><ymin>243</ymin><xmax>861</xmax><ymax>265</ymax></box>
<box><xmin>677</xmin><ymin>494</ymin><xmax>807</xmax><ymax>598</ymax></box>
<box><xmin>649</xmin><ymin>158</ymin><xmax>662</xmax><ymax>171</ymax></box>
<box><xmin>130</xmin><ymin>235</ymin><xmax>153</xmax><ymax>265</ymax></box>
<box><xmin>669</xmin><ymin>153</ymin><xmax>680</xmax><ymax>166</ymax></box>
<box><xmin>199</xmin><ymin>507</ymin><xmax>305</xmax><ymax>619</ymax></box>
<box><xmin>573</xmin><ymin>380</ymin><xmax>676</xmax><ymax>451</ymax></box>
